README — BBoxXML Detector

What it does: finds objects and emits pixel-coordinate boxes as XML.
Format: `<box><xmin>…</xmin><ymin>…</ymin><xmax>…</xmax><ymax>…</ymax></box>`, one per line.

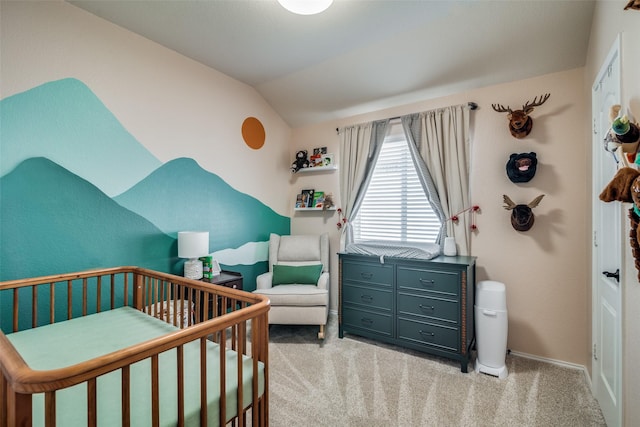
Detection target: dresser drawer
<box><xmin>343</xmin><ymin>307</ymin><xmax>392</xmax><ymax>336</ymax></box>
<box><xmin>397</xmin><ymin>317</ymin><xmax>459</xmax><ymax>352</ymax></box>
<box><xmin>397</xmin><ymin>293</ymin><xmax>458</xmax><ymax>324</ymax></box>
<box><xmin>343</xmin><ymin>284</ymin><xmax>392</xmax><ymax>311</ymax></box>
<box><xmin>397</xmin><ymin>266</ymin><xmax>459</xmax><ymax>297</ymax></box>
<box><xmin>343</xmin><ymin>261</ymin><xmax>393</xmax><ymax>287</ymax></box>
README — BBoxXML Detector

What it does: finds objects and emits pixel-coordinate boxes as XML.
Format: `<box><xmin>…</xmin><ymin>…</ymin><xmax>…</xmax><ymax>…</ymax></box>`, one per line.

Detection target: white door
<box><xmin>592</xmin><ymin>35</ymin><xmax>622</xmax><ymax>427</ymax></box>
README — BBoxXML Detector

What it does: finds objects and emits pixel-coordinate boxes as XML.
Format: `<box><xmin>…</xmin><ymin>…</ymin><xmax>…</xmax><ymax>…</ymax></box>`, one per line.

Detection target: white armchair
<box><xmin>253</xmin><ymin>233</ymin><xmax>330</xmax><ymax>339</ymax></box>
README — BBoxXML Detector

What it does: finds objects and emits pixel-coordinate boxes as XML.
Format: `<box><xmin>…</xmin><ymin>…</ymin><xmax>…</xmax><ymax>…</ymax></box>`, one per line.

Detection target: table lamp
<box><xmin>178</xmin><ymin>231</ymin><xmax>209</xmax><ymax>280</ymax></box>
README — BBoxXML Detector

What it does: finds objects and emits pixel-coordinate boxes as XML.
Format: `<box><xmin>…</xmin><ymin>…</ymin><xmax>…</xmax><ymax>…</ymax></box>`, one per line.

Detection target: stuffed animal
<box><xmin>291</xmin><ymin>150</ymin><xmax>310</xmax><ymax>173</ymax></box>
<box><xmin>599</xmin><ymin>167</ymin><xmax>640</xmax><ymax>280</ymax></box>
<box><xmin>605</xmin><ymin>105</ymin><xmax>640</xmax><ymax>158</ymax></box>
<box><xmin>625</xmin><ymin>0</ymin><xmax>640</xmax><ymax>10</ymax></box>
<box><xmin>506</xmin><ymin>152</ymin><xmax>538</xmax><ymax>183</ymax></box>
<box><xmin>322</xmin><ymin>193</ymin><xmax>335</xmax><ymax>211</ymax></box>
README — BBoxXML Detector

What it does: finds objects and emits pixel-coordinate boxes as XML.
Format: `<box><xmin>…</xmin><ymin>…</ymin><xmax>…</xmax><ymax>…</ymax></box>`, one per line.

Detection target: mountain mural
<box><xmin>1</xmin><ymin>78</ymin><xmax>290</xmax><ymax>322</ymax></box>
<box><xmin>0</xmin><ymin>78</ymin><xmax>161</xmax><ymax>197</ymax></box>
<box><xmin>114</xmin><ymin>157</ymin><xmax>289</xmax><ymax>247</ymax></box>
<box><xmin>0</xmin><ymin>157</ymin><xmax>177</xmax><ymax>282</ymax></box>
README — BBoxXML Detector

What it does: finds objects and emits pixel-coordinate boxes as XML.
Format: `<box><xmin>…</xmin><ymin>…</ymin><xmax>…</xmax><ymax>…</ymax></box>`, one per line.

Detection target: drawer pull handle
<box><xmin>361</xmin><ymin>294</ymin><xmax>373</xmax><ymax>302</ymax></box>
<box><xmin>419</xmin><ymin>330</ymin><xmax>435</xmax><ymax>337</ymax></box>
<box><xmin>419</xmin><ymin>278</ymin><xmax>435</xmax><ymax>285</ymax></box>
<box><xmin>361</xmin><ymin>318</ymin><xmax>373</xmax><ymax>324</ymax></box>
<box><xmin>419</xmin><ymin>304</ymin><xmax>435</xmax><ymax>311</ymax></box>
<box><xmin>360</xmin><ymin>272</ymin><xmax>373</xmax><ymax>280</ymax></box>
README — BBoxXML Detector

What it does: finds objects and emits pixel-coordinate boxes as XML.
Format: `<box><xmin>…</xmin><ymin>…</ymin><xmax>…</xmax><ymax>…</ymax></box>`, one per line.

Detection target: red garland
<box><xmin>448</xmin><ymin>205</ymin><xmax>480</xmax><ymax>230</ymax></box>
<box><xmin>336</xmin><ymin>208</ymin><xmax>347</xmax><ymax>230</ymax></box>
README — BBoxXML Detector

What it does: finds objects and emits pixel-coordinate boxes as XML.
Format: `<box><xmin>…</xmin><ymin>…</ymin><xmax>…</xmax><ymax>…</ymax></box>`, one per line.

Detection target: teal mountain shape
<box><xmin>114</xmin><ymin>157</ymin><xmax>290</xmax><ymax>288</ymax></box>
<box><xmin>0</xmin><ymin>157</ymin><xmax>177</xmax><ymax>282</ymax></box>
<box><xmin>0</xmin><ymin>78</ymin><xmax>161</xmax><ymax>197</ymax></box>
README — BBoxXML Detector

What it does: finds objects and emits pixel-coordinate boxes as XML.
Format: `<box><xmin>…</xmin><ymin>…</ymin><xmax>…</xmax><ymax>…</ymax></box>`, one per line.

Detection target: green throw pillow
<box><xmin>272</xmin><ymin>264</ymin><xmax>323</xmax><ymax>285</ymax></box>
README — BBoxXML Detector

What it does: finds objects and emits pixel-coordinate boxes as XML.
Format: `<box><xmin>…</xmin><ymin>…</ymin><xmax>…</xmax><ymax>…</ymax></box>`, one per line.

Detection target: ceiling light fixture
<box><xmin>278</xmin><ymin>0</ymin><xmax>333</xmax><ymax>15</ymax></box>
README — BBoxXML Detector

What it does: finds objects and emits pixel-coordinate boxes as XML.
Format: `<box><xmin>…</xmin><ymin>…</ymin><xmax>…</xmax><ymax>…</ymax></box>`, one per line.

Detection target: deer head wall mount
<box><xmin>503</xmin><ymin>194</ymin><xmax>545</xmax><ymax>232</ymax></box>
<box><xmin>492</xmin><ymin>94</ymin><xmax>550</xmax><ymax>139</ymax></box>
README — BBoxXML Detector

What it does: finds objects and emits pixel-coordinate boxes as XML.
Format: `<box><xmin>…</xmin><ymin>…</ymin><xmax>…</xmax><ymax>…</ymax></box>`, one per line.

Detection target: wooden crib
<box><xmin>0</xmin><ymin>266</ymin><xmax>270</xmax><ymax>426</ymax></box>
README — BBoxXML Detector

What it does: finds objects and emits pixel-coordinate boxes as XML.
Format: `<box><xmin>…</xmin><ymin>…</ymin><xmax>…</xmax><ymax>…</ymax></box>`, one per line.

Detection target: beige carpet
<box><xmin>265</xmin><ymin>316</ymin><xmax>606</xmax><ymax>427</ymax></box>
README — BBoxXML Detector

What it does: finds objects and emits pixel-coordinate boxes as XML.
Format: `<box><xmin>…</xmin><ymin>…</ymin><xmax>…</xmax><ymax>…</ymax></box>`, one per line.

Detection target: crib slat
<box><xmin>87</xmin><ymin>378</ymin><xmax>97</xmax><ymax>426</ymax></box>
<box><xmin>1</xmin><ymin>373</ymin><xmax>7</xmax><ymax>427</ymax></box>
<box><xmin>151</xmin><ymin>355</ymin><xmax>159</xmax><ymax>427</ymax></box>
<box><xmin>49</xmin><ymin>284</ymin><xmax>55</xmax><ymax>325</ymax></box>
<box><xmin>124</xmin><ymin>273</ymin><xmax>130</xmax><ymax>307</ymax></box>
<box><xmin>12</xmin><ymin>288</ymin><xmax>19</xmax><ymax>332</ymax></box>
<box><xmin>110</xmin><ymin>274</ymin><xmax>116</xmax><ymax>310</ymax></box>
<box><xmin>44</xmin><ymin>391</ymin><xmax>56</xmax><ymax>427</ymax></box>
<box><xmin>177</xmin><ymin>345</ymin><xmax>185</xmax><ymax>426</ymax></box>
<box><xmin>32</xmin><ymin>286</ymin><xmax>37</xmax><ymax>328</ymax></box>
<box><xmin>82</xmin><ymin>278</ymin><xmax>88</xmax><ymax>316</ymax></box>
<box><xmin>199</xmin><ymin>337</ymin><xmax>208</xmax><ymax>425</ymax></box>
<box><xmin>96</xmin><ymin>276</ymin><xmax>102</xmax><ymax>313</ymax></box>
<box><xmin>237</xmin><ymin>320</ymin><xmax>244</xmax><ymax>426</ymax></box>
<box><xmin>219</xmin><ymin>326</ymin><xmax>227</xmax><ymax>426</ymax></box>
<box><xmin>121</xmin><ymin>366</ymin><xmax>130</xmax><ymax>427</ymax></box>
<box><xmin>67</xmin><ymin>280</ymin><xmax>73</xmax><ymax>320</ymax></box>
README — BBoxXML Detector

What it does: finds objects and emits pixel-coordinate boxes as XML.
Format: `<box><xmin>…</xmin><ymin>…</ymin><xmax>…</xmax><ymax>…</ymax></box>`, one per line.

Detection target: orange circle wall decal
<box><xmin>242</xmin><ymin>117</ymin><xmax>265</xmax><ymax>149</ymax></box>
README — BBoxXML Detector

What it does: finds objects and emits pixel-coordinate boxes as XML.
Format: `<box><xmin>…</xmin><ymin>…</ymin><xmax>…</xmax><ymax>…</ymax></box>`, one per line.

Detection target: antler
<box><xmin>527</xmin><ymin>194</ymin><xmax>545</xmax><ymax>208</ymax></box>
<box><xmin>523</xmin><ymin>93</ymin><xmax>550</xmax><ymax>110</ymax></box>
<box><xmin>503</xmin><ymin>195</ymin><xmax>517</xmax><ymax>210</ymax></box>
<box><xmin>492</xmin><ymin>103</ymin><xmax>512</xmax><ymax>113</ymax></box>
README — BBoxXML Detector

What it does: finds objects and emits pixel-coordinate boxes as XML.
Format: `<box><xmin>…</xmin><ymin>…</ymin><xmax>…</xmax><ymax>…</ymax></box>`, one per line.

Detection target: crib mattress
<box><xmin>7</xmin><ymin>306</ymin><xmax>264</xmax><ymax>426</ymax></box>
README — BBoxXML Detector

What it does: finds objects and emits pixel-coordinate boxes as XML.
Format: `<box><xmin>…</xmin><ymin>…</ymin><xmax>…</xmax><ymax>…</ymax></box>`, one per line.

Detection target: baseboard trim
<box><xmin>510</xmin><ymin>350</ymin><xmax>592</xmax><ymax>387</ymax></box>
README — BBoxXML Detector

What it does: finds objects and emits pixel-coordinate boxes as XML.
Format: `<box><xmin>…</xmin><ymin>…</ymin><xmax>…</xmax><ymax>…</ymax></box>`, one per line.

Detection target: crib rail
<box><xmin>0</xmin><ymin>267</ymin><xmax>270</xmax><ymax>427</ymax></box>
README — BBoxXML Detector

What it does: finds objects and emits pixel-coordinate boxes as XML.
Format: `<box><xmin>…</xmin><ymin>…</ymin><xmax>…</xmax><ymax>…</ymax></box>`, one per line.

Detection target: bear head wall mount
<box><xmin>506</xmin><ymin>152</ymin><xmax>538</xmax><ymax>183</ymax></box>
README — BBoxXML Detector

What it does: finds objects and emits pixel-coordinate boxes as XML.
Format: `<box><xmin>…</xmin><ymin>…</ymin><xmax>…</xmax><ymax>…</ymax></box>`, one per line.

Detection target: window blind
<box><xmin>353</xmin><ymin>135</ymin><xmax>441</xmax><ymax>244</ymax></box>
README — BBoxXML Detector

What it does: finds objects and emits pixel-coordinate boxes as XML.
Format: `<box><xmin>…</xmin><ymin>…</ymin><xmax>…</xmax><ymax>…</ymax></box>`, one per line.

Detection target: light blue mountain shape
<box><xmin>0</xmin><ymin>78</ymin><xmax>161</xmax><ymax>197</ymax></box>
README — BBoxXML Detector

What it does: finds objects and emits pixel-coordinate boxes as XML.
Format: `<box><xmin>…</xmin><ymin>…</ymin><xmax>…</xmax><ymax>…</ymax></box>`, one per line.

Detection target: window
<box><xmin>352</xmin><ymin>126</ymin><xmax>441</xmax><ymax>244</ymax></box>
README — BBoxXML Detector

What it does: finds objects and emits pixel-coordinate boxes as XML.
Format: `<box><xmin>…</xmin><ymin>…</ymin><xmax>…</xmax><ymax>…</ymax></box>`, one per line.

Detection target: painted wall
<box><xmin>0</xmin><ymin>2</ymin><xmax>292</xmax><ymax>295</ymax></box>
<box><xmin>291</xmin><ymin>68</ymin><xmax>590</xmax><ymax>367</ymax></box>
<box><xmin>585</xmin><ymin>1</ymin><xmax>640</xmax><ymax>424</ymax></box>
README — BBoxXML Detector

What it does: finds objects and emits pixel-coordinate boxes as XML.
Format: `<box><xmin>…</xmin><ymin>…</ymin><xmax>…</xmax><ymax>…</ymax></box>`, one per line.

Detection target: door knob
<box><xmin>602</xmin><ymin>269</ymin><xmax>620</xmax><ymax>282</ymax></box>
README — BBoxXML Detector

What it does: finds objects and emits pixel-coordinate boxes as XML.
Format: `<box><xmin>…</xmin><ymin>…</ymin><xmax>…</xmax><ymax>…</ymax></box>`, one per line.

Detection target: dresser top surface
<box><xmin>338</xmin><ymin>252</ymin><xmax>476</xmax><ymax>267</ymax></box>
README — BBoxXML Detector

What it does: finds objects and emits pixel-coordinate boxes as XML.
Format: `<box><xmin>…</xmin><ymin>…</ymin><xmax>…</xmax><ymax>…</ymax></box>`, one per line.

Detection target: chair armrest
<box><xmin>317</xmin><ymin>272</ymin><xmax>330</xmax><ymax>291</ymax></box>
<box><xmin>256</xmin><ymin>272</ymin><xmax>274</xmax><ymax>290</ymax></box>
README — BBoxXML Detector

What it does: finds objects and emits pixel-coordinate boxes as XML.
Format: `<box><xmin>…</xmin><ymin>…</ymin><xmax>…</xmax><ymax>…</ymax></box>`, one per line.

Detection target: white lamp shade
<box><xmin>178</xmin><ymin>231</ymin><xmax>209</xmax><ymax>259</ymax></box>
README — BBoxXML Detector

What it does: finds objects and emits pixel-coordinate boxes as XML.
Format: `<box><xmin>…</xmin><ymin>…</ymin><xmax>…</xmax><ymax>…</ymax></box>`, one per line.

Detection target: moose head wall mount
<box><xmin>503</xmin><ymin>194</ymin><xmax>545</xmax><ymax>232</ymax></box>
<box><xmin>492</xmin><ymin>94</ymin><xmax>551</xmax><ymax>139</ymax></box>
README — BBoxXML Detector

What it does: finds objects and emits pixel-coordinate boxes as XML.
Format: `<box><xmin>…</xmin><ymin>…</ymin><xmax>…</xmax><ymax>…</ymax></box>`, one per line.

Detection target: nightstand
<box><xmin>201</xmin><ymin>270</ymin><xmax>243</xmax><ymax>291</ymax></box>
<box><xmin>200</xmin><ymin>271</ymin><xmax>243</xmax><ymax>318</ymax></box>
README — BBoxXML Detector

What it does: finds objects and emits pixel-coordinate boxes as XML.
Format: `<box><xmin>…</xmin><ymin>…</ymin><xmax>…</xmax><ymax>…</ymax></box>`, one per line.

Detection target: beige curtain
<box><xmin>338</xmin><ymin>120</ymin><xmax>389</xmax><ymax>250</ymax></box>
<box><xmin>417</xmin><ymin>105</ymin><xmax>472</xmax><ymax>255</ymax></box>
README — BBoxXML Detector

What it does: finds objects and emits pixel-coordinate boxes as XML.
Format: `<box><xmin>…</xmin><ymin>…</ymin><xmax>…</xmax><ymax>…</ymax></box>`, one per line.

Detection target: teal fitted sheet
<box><xmin>7</xmin><ymin>307</ymin><xmax>264</xmax><ymax>426</ymax></box>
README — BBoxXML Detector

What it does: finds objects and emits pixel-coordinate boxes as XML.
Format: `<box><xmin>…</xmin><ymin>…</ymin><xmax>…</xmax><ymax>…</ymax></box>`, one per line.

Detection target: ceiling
<box><xmin>68</xmin><ymin>0</ymin><xmax>595</xmax><ymax>127</ymax></box>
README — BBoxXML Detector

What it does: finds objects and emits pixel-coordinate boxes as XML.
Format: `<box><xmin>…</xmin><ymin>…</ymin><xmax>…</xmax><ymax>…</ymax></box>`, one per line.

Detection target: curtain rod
<box><xmin>336</xmin><ymin>102</ymin><xmax>477</xmax><ymax>133</ymax></box>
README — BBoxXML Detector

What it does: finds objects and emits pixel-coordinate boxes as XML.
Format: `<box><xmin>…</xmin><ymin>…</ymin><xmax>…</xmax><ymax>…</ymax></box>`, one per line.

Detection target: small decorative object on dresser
<box><xmin>338</xmin><ymin>253</ymin><xmax>476</xmax><ymax>372</ymax></box>
<box><xmin>443</xmin><ymin>236</ymin><xmax>457</xmax><ymax>256</ymax></box>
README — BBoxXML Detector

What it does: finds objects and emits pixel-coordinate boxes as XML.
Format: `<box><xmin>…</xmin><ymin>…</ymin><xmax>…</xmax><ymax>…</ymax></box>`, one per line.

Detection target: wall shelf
<box><xmin>297</xmin><ymin>165</ymin><xmax>337</xmax><ymax>173</ymax></box>
<box><xmin>294</xmin><ymin>207</ymin><xmax>336</xmax><ymax>212</ymax></box>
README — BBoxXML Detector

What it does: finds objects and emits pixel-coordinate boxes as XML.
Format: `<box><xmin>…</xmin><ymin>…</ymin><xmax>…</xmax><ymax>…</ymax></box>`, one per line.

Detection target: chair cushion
<box><xmin>277</xmin><ymin>235</ymin><xmax>322</xmax><ymax>261</ymax></box>
<box><xmin>272</xmin><ymin>264</ymin><xmax>322</xmax><ymax>285</ymax></box>
<box><xmin>254</xmin><ymin>285</ymin><xmax>328</xmax><ymax>306</ymax></box>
